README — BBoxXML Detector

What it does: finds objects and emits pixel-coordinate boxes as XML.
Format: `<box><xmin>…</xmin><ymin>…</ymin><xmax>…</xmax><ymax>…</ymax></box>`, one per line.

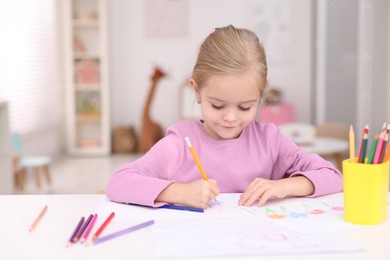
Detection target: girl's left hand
<box><xmin>238</xmin><ymin>178</ymin><xmax>287</xmax><ymax>207</ymax></box>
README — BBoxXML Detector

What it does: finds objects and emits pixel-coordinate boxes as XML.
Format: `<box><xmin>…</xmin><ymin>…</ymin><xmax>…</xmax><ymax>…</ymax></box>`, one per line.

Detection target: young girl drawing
<box><xmin>106</xmin><ymin>25</ymin><xmax>342</xmax><ymax>209</ymax></box>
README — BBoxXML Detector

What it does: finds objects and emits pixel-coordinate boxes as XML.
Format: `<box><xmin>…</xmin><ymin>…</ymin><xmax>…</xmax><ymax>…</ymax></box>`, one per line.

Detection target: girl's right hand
<box><xmin>156</xmin><ymin>179</ymin><xmax>220</xmax><ymax>209</ymax></box>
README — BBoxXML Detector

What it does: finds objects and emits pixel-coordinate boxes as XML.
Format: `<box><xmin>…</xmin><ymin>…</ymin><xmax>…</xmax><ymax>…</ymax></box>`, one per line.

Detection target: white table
<box><xmin>1</xmin><ymin>193</ymin><xmax>389</xmax><ymax>260</ymax></box>
<box><xmin>301</xmin><ymin>137</ymin><xmax>349</xmax><ymax>170</ymax></box>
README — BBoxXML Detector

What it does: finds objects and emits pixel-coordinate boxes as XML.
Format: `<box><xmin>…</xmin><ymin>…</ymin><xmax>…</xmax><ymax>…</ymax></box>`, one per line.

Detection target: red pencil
<box><xmin>92</xmin><ymin>212</ymin><xmax>115</xmax><ymax>240</ymax></box>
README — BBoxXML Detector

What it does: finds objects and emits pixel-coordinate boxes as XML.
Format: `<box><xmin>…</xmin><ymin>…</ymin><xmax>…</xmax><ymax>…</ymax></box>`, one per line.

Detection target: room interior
<box><xmin>0</xmin><ymin>0</ymin><xmax>389</xmax><ymax>195</ymax></box>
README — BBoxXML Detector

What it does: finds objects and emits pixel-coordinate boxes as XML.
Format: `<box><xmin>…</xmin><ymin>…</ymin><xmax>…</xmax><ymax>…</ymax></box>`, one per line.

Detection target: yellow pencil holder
<box><xmin>343</xmin><ymin>159</ymin><xmax>389</xmax><ymax>225</ymax></box>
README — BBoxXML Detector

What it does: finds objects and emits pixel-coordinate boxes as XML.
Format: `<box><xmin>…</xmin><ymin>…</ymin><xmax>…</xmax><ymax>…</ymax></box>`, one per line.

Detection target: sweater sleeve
<box><xmin>271</xmin><ymin>127</ymin><xmax>343</xmax><ymax>197</ymax></box>
<box><xmin>106</xmin><ymin>129</ymin><xmax>184</xmax><ymax>207</ymax></box>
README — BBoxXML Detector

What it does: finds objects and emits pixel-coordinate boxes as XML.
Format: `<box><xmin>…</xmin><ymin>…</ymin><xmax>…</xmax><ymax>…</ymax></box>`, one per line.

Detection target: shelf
<box><xmin>64</xmin><ymin>0</ymin><xmax>110</xmax><ymax>156</ymax></box>
<box><xmin>75</xmin><ymin>84</ymin><xmax>100</xmax><ymax>91</ymax></box>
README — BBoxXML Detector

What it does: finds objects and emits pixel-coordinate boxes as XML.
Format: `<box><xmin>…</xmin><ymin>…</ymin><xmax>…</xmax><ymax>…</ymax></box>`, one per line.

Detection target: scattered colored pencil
<box><xmin>185</xmin><ymin>136</ymin><xmax>209</xmax><ymax>180</ymax></box>
<box><xmin>88</xmin><ymin>220</ymin><xmax>155</xmax><ymax>246</ymax></box>
<box><xmin>66</xmin><ymin>216</ymin><xmax>84</xmax><ymax>247</ymax></box>
<box><xmin>92</xmin><ymin>212</ymin><xmax>115</xmax><ymax>240</ymax></box>
<box><xmin>29</xmin><ymin>205</ymin><xmax>48</xmax><ymax>232</ymax></box>
<box><xmin>80</xmin><ymin>214</ymin><xmax>98</xmax><ymax>244</ymax></box>
<box><xmin>73</xmin><ymin>214</ymin><xmax>93</xmax><ymax>242</ymax></box>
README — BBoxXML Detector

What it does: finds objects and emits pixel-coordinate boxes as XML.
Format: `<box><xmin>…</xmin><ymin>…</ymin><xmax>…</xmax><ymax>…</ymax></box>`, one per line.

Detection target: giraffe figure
<box><xmin>137</xmin><ymin>67</ymin><xmax>166</xmax><ymax>153</ymax></box>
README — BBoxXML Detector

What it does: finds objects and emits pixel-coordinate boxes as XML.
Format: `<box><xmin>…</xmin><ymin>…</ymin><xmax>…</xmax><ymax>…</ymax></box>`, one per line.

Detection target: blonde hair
<box><xmin>192</xmin><ymin>25</ymin><xmax>268</xmax><ymax>94</ymax></box>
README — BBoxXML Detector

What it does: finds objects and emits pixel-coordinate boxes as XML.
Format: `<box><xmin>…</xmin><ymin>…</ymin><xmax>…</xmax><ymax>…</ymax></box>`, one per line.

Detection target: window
<box><xmin>0</xmin><ymin>0</ymin><xmax>61</xmax><ymax>135</ymax></box>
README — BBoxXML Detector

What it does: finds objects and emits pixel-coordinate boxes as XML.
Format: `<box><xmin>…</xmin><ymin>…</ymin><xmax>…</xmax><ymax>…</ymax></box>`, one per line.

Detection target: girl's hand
<box><xmin>238</xmin><ymin>178</ymin><xmax>288</xmax><ymax>207</ymax></box>
<box><xmin>238</xmin><ymin>176</ymin><xmax>314</xmax><ymax>207</ymax></box>
<box><xmin>157</xmin><ymin>179</ymin><xmax>220</xmax><ymax>209</ymax></box>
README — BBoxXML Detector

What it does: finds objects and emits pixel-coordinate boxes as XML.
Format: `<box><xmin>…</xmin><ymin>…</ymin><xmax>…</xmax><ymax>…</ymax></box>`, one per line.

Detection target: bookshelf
<box><xmin>63</xmin><ymin>0</ymin><xmax>110</xmax><ymax>155</ymax></box>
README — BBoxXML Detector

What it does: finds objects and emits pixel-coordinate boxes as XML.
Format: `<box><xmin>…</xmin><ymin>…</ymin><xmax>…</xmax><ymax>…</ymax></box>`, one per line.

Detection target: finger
<box><xmin>257</xmin><ymin>190</ymin><xmax>272</xmax><ymax>207</ymax></box>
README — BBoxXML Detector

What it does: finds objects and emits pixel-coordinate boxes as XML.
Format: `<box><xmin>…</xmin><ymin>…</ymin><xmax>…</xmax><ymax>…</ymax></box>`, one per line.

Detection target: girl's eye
<box><xmin>211</xmin><ymin>104</ymin><xmax>223</xmax><ymax>110</ymax></box>
<box><xmin>239</xmin><ymin>106</ymin><xmax>251</xmax><ymax>111</ymax></box>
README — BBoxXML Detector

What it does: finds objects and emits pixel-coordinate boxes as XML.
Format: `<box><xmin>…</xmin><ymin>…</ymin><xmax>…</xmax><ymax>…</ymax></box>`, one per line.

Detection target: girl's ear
<box><xmin>189</xmin><ymin>78</ymin><xmax>201</xmax><ymax>102</ymax></box>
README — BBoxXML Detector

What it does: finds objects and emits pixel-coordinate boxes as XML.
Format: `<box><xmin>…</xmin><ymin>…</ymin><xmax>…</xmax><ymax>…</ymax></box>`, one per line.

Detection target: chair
<box><xmin>11</xmin><ymin>133</ymin><xmax>51</xmax><ymax>190</ymax></box>
<box><xmin>315</xmin><ymin>121</ymin><xmax>350</xmax><ymax>170</ymax></box>
<box><xmin>279</xmin><ymin>123</ymin><xmax>316</xmax><ymax>146</ymax></box>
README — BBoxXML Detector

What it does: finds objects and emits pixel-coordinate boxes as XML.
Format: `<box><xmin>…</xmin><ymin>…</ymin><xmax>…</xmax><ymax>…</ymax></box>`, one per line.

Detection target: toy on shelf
<box><xmin>74</xmin><ymin>59</ymin><xmax>100</xmax><ymax>84</ymax></box>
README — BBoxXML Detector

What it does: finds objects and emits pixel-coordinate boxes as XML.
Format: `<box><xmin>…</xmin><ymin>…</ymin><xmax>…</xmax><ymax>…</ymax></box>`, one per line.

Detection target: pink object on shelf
<box><xmin>74</xmin><ymin>59</ymin><xmax>100</xmax><ymax>84</ymax></box>
<box><xmin>258</xmin><ymin>103</ymin><xmax>295</xmax><ymax>126</ymax></box>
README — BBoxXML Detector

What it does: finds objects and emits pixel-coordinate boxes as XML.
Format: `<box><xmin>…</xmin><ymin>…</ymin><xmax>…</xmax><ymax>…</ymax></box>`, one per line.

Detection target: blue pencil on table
<box><xmin>161</xmin><ymin>204</ymin><xmax>204</xmax><ymax>213</ymax></box>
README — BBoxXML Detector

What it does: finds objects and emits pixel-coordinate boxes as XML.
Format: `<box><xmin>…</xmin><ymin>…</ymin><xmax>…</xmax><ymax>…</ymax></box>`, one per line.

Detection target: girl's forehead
<box><xmin>202</xmin><ymin>74</ymin><xmax>261</xmax><ymax>102</ymax></box>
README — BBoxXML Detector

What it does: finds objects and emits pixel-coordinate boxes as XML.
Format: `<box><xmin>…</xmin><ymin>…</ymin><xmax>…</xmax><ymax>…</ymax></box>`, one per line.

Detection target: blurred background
<box><xmin>0</xmin><ymin>0</ymin><xmax>389</xmax><ymax>195</ymax></box>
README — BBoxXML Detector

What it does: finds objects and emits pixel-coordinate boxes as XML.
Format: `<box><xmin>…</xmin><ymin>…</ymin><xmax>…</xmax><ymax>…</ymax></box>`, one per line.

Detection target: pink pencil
<box><xmin>373</xmin><ymin>130</ymin><xmax>385</xmax><ymax>164</ymax></box>
<box><xmin>80</xmin><ymin>214</ymin><xmax>98</xmax><ymax>243</ymax></box>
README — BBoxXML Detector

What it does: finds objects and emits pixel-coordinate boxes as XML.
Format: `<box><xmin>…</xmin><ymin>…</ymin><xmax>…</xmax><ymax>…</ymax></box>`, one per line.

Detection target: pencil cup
<box><xmin>343</xmin><ymin>159</ymin><xmax>389</xmax><ymax>225</ymax></box>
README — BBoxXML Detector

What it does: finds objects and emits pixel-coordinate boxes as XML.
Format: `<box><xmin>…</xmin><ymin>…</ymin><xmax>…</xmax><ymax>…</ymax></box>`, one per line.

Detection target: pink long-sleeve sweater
<box><xmin>106</xmin><ymin>120</ymin><xmax>343</xmax><ymax>207</ymax></box>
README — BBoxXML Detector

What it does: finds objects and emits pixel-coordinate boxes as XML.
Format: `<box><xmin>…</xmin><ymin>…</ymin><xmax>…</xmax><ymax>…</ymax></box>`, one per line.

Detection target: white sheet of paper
<box><xmin>153</xmin><ymin>218</ymin><xmax>364</xmax><ymax>258</ymax></box>
<box><xmin>242</xmin><ymin>196</ymin><xmax>390</xmax><ymax>234</ymax></box>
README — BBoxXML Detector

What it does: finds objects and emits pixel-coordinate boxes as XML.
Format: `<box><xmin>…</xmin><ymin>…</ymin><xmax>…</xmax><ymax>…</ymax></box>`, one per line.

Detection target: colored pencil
<box><xmin>80</xmin><ymin>214</ymin><xmax>98</xmax><ymax>243</ymax></box>
<box><xmin>367</xmin><ymin>132</ymin><xmax>379</xmax><ymax>164</ymax></box>
<box><xmin>73</xmin><ymin>214</ymin><xmax>93</xmax><ymax>242</ymax></box>
<box><xmin>383</xmin><ymin>143</ymin><xmax>390</xmax><ymax>162</ymax></box>
<box><xmin>88</xmin><ymin>220</ymin><xmax>155</xmax><ymax>246</ymax></box>
<box><xmin>29</xmin><ymin>205</ymin><xmax>48</xmax><ymax>232</ymax></box>
<box><xmin>185</xmin><ymin>136</ymin><xmax>208</xmax><ymax>180</ymax></box>
<box><xmin>66</xmin><ymin>216</ymin><xmax>84</xmax><ymax>247</ymax></box>
<box><xmin>359</xmin><ymin>132</ymin><xmax>369</xmax><ymax>163</ymax></box>
<box><xmin>92</xmin><ymin>212</ymin><xmax>115</xmax><ymax>240</ymax></box>
<box><xmin>161</xmin><ymin>204</ymin><xmax>204</xmax><ymax>213</ymax></box>
<box><xmin>379</xmin><ymin>124</ymin><xmax>390</xmax><ymax>163</ymax></box>
<box><xmin>373</xmin><ymin>130</ymin><xmax>385</xmax><ymax>164</ymax></box>
<box><xmin>349</xmin><ymin>125</ymin><xmax>355</xmax><ymax>163</ymax></box>
<box><xmin>357</xmin><ymin>125</ymin><xmax>369</xmax><ymax>163</ymax></box>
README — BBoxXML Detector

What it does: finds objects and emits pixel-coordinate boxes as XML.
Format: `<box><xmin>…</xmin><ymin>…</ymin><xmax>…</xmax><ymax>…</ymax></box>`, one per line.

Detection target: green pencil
<box><xmin>367</xmin><ymin>132</ymin><xmax>379</xmax><ymax>164</ymax></box>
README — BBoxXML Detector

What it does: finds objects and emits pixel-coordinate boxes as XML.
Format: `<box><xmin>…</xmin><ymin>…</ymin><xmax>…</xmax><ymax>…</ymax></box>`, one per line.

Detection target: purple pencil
<box><xmin>74</xmin><ymin>214</ymin><xmax>93</xmax><ymax>242</ymax></box>
<box><xmin>80</xmin><ymin>214</ymin><xmax>98</xmax><ymax>243</ymax></box>
<box><xmin>66</xmin><ymin>216</ymin><xmax>84</xmax><ymax>247</ymax></box>
<box><xmin>88</xmin><ymin>220</ymin><xmax>155</xmax><ymax>246</ymax></box>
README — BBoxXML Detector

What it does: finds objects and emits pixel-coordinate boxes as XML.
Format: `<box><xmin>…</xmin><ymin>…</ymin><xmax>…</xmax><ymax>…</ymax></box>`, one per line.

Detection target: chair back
<box><xmin>11</xmin><ymin>133</ymin><xmax>24</xmax><ymax>158</ymax></box>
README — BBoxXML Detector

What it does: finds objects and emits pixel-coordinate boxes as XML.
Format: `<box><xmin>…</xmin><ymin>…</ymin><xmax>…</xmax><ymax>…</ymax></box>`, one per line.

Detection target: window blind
<box><xmin>0</xmin><ymin>0</ymin><xmax>61</xmax><ymax>135</ymax></box>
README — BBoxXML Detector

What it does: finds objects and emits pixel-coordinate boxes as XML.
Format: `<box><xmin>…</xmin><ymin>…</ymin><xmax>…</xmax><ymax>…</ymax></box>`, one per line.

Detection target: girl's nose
<box><xmin>222</xmin><ymin>110</ymin><xmax>237</xmax><ymax>122</ymax></box>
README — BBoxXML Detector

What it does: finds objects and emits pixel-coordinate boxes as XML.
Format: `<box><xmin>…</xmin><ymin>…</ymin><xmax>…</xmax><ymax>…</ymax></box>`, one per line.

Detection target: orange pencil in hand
<box><xmin>185</xmin><ymin>137</ymin><xmax>209</xmax><ymax>180</ymax></box>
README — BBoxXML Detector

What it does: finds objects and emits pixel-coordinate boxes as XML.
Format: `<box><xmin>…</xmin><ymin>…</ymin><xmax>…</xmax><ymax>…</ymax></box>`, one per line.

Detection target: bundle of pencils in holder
<box><xmin>350</xmin><ymin>122</ymin><xmax>390</xmax><ymax>164</ymax></box>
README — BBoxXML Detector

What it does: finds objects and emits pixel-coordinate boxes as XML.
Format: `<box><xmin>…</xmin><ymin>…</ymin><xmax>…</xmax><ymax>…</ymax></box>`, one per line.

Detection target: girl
<box><xmin>106</xmin><ymin>25</ymin><xmax>342</xmax><ymax>209</ymax></box>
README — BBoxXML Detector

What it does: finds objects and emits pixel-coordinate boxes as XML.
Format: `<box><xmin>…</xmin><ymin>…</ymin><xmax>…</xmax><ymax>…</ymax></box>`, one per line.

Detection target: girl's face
<box><xmin>190</xmin><ymin>73</ymin><xmax>261</xmax><ymax>140</ymax></box>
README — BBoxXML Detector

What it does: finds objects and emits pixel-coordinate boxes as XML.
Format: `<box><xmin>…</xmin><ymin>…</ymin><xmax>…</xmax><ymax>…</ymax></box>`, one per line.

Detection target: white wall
<box><xmin>108</xmin><ymin>0</ymin><xmax>313</xmax><ymax>134</ymax></box>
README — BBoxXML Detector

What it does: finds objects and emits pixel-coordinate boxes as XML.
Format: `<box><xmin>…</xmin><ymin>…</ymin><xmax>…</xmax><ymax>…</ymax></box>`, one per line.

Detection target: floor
<box><xmin>14</xmin><ymin>154</ymin><xmax>141</xmax><ymax>195</ymax></box>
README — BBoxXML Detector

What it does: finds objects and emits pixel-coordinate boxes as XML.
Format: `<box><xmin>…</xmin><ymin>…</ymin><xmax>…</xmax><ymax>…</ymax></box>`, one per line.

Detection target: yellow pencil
<box><xmin>185</xmin><ymin>137</ymin><xmax>208</xmax><ymax>180</ymax></box>
<box><xmin>349</xmin><ymin>125</ymin><xmax>355</xmax><ymax>163</ymax></box>
<box><xmin>29</xmin><ymin>205</ymin><xmax>48</xmax><ymax>232</ymax></box>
